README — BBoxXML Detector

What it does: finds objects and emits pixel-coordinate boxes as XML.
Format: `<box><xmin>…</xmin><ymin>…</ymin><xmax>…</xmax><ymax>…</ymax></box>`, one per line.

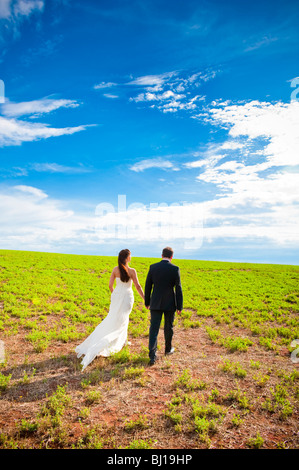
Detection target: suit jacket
<box><xmin>144</xmin><ymin>260</ymin><xmax>183</xmax><ymax>312</ymax></box>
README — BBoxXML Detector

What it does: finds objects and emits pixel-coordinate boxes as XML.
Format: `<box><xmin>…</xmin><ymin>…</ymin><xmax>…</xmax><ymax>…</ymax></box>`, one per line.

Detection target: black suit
<box><xmin>145</xmin><ymin>259</ymin><xmax>183</xmax><ymax>361</ymax></box>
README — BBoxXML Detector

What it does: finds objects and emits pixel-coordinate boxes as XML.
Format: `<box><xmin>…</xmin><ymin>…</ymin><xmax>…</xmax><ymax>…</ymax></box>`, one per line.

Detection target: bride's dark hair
<box><xmin>118</xmin><ymin>249</ymin><xmax>131</xmax><ymax>282</ymax></box>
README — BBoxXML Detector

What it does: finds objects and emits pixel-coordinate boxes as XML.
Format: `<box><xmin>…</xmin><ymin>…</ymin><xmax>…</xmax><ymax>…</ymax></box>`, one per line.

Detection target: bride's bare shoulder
<box><xmin>128</xmin><ymin>267</ymin><xmax>137</xmax><ymax>276</ymax></box>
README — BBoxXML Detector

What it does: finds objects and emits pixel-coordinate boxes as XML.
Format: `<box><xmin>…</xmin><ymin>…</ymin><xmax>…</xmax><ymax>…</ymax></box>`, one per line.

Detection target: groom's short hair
<box><xmin>162</xmin><ymin>247</ymin><xmax>174</xmax><ymax>259</ymax></box>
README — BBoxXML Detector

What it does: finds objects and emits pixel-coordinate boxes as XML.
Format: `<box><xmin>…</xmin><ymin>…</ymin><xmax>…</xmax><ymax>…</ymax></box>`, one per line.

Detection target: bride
<box><xmin>75</xmin><ymin>249</ymin><xmax>144</xmax><ymax>371</ymax></box>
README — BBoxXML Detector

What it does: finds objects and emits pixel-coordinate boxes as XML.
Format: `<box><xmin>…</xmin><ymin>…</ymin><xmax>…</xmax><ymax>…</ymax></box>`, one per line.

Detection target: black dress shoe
<box><xmin>149</xmin><ymin>356</ymin><xmax>157</xmax><ymax>366</ymax></box>
<box><xmin>165</xmin><ymin>347</ymin><xmax>175</xmax><ymax>356</ymax></box>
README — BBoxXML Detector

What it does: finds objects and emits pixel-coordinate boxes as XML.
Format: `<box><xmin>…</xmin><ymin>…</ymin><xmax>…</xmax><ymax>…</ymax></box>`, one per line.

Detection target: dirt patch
<box><xmin>0</xmin><ymin>322</ymin><xmax>298</xmax><ymax>449</ymax></box>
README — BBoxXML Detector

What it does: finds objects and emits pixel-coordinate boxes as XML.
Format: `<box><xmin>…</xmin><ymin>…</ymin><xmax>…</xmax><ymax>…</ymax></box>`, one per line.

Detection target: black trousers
<box><xmin>149</xmin><ymin>309</ymin><xmax>175</xmax><ymax>360</ymax></box>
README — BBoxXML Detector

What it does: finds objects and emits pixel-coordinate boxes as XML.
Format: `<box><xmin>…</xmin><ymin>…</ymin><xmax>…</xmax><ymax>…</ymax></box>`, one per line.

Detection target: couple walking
<box><xmin>75</xmin><ymin>247</ymin><xmax>183</xmax><ymax>369</ymax></box>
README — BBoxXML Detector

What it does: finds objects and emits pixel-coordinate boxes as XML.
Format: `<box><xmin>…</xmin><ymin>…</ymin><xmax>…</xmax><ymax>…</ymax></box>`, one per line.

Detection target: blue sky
<box><xmin>0</xmin><ymin>0</ymin><xmax>298</xmax><ymax>264</ymax></box>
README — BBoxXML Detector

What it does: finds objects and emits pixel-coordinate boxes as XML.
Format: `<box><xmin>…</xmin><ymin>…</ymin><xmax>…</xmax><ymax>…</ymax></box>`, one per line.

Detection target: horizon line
<box><xmin>0</xmin><ymin>248</ymin><xmax>298</xmax><ymax>267</ymax></box>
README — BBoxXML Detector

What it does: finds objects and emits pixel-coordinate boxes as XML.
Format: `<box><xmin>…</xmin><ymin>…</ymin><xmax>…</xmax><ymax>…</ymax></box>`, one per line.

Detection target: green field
<box><xmin>0</xmin><ymin>249</ymin><xmax>298</xmax><ymax>449</ymax></box>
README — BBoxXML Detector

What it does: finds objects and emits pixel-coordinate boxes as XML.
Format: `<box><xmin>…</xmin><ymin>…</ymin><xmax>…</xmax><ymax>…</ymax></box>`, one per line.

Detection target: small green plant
<box><xmin>0</xmin><ymin>372</ymin><xmax>11</xmax><ymax>391</ymax></box>
<box><xmin>174</xmin><ymin>369</ymin><xmax>206</xmax><ymax>391</ymax></box>
<box><xmin>109</xmin><ymin>347</ymin><xmax>131</xmax><ymax>364</ymax></box>
<box><xmin>164</xmin><ymin>399</ymin><xmax>183</xmax><ymax>426</ymax></box>
<box><xmin>182</xmin><ymin>318</ymin><xmax>201</xmax><ymax>329</ymax></box>
<box><xmin>253</xmin><ymin>372</ymin><xmax>270</xmax><ymax>387</ymax></box>
<box><xmin>165</xmin><ymin>408</ymin><xmax>183</xmax><ymax>426</ymax></box>
<box><xmin>39</xmin><ymin>384</ymin><xmax>71</xmax><ymax>428</ymax></box>
<box><xmin>191</xmin><ymin>398</ymin><xmax>226</xmax><ymax>438</ymax></box>
<box><xmin>124</xmin><ymin>414</ymin><xmax>150</xmax><ymax>432</ymax></box>
<box><xmin>123</xmin><ymin>366</ymin><xmax>145</xmax><ymax>380</ymax></box>
<box><xmin>206</xmin><ymin>326</ymin><xmax>223</xmax><ymax>343</ymax></box>
<box><xmin>225</xmin><ymin>384</ymin><xmax>251</xmax><ymax>410</ymax></box>
<box><xmin>19</xmin><ymin>368</ymin><xmax>36</xmax><ymax>385</ymax></box>
<box><xmin>85</xmin><ymin>390</ymin><xmax>102</xmax><ymax>405</ymax></box>
<box><xmin>0</xmin><ymin>433</ymin><xmax>19</xmax><ymax>449</ymax></box>
<box><xmin>259</xmin><ymin>336</ymin><xmax>277</xmax><ymax>351</ymax></box>
<box><xmin>208</xmin><ymin>388</ymin><xmax>220</xmax><ymax>401</ymax></box>
<box><xmin>18</xmin><ymin>419</ymin><xmax>38</xmax><ymax>436</ymax></box>
<box><xmin>221</xmin><ymin>335</ymin><xmax>253</xmax><ymax>352</ymax></box>
<box><xmin>247</xmin><ymin>432</ymin><xmax>264</xmax><ymax>449</ymax></box>
<box><xmin>194</xmin><ymin>416</ymin><xmax>210</xmax><ymax>435</ymax></box>
<box><xmin>219</xmin><ymin>359</ymin><xmax>247</xmax><ymax>378</ymax></box>
<box><xmin>77</xmin><ymin>425</ymin><xmax>103</xmax><ymax>449</ymax></box>
<box><xmin>192</xmin><ymin>400</ymin><xmax>225</xmax><ymax>419</ymax></box>
<box><xmin>279</xmin><ymin>400</ymin><xmax>293</xmax><ymax>420</ymax></box>
<box><xmin>231</xmin><ymin>413</ymin><xmax>244</xmax><ymax>428</ymax></box>
<box><xmin>78</xmin><ymin>407</ymin><xmax>91</xmax><ymax>420</ymax></box>
<box><xmin>124</xmin><ymin>439</ymin><xmax>153</xmax><ymax>449</ymax></box>
<box><xmin>250</xmin><ymin>360</ymin><xmax>261</xmax><ymax>369</ymax></box>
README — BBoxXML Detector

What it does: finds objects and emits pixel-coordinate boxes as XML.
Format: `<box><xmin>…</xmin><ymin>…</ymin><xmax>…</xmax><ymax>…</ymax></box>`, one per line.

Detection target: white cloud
<box><xmin>0</xmin><ymin>186</ymin><xmax>203</xmax><ymax>251</ymax></box>
<box><xmin>205</xmin><ymin>99</ymin><xmax>299</xmax><ymax>167</ymax></box>
<box><xmin>0</xmin><ymin>185</ymin><xmax>96</xmax><ymax>251</ymax></box>
<box><xmin>0</xmin><ymin>0</ymin><xmax>12</xmax><ymax>19</ymax></box>
<box><xmin>184</xmin><ymin>158</ymin><xmax>210</xmax><ymax>169</ymax></box>
<box><xmin>127</xmin><ymin>69</ymin><xmax>212</xmax><ymax>114</ymax></box>
<box><xmin>0</xmin><ymin>180</ymin><xmax>297</xmax><ymax>256</ymax></box>
<box><xmin>93</xmin><ymin>82</ymin><xmax>118</xmax><ymax>90</ymax></box>
<box><xmin>0</xmin><ymin>0</ymin><xmax>45</xmax><ymax>37</ymax></box>
<box><xmin>244</xmin><ymin>35</ymin><xmax>278</xmax><ymax>52</ymax></box>
<box><xmin>13</xmin><ymin>0</ymin><xmax>44</xmax><ymax>18</ymax></box>
<box><xmin>184</xmin><ymin>142</ymin><xmax>226</xmax><ymax>169</ymax></box>
<box><xmin>103</xmin><ymin>93</ymin><xmax>119</xmax><ymax>99</ymax></box>
<box><xmin>188</xmin><ymin>100</ymin><xmax>299</xmax><ymax>200</ymax></box>
<box><xmin>220</xmin><ymin>140</ymin><xmax>245</xmax><ymax>150</ymax></box>
<box><xmin>0</xmin><ymin>115</ymin><xmax>89</xmax><ymax>147</ymax></box>
<box><xmin>126</xmin><ymin>72</ymin><xmax>177</xmax><ymax>89</ymax></box>
<box><xmin>180</xmin><ymin>99</ymin><xmax>299</xmax><ymax>249</ymax></box>
<box><xmin>0</xmin><ymin>96</ymin><xmax>92</xmax><ymax>147</ymax></box>
<box><xmin>1</xmin><ymin>98</ymin><xmax>80</xmax><ymax>118</ymax></box>
<box><xmin>31</xmin><ymin>162</ymin><xmax>92</xmax><ymax>174</ymax></box>
<box><xmin>13</xmin><ymin>184</ymin><xmax>48</xmax><ymax>199</ymax></box>
<box><xmin>129</xmin><ymin>157</ymin><xmax>180</xmax><ymax>172</ymax></box>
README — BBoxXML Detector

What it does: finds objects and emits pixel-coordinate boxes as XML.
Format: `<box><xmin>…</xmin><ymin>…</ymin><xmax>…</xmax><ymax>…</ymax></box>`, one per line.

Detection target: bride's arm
<box><xmin>130</xmin><ymin>269</ymin><xmax>144</xmax><ymax>300</ymax></box>
<box><xmin>109</xmin><ymin>268</ymin><xmax>116</xmax><ymax>293</ymax></box>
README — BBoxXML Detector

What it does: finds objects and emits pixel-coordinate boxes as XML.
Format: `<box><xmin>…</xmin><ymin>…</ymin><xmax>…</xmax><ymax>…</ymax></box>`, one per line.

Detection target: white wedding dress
<box><xmin>75</xmin><ymin>277</ymin><xmax>134</xmax><ymax>371</ymax></box>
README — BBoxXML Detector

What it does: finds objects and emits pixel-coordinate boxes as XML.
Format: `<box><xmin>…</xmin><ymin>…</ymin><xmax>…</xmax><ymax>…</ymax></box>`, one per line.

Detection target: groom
<box><xmin>144</xmin><ymin>247</ymin><xmax>183</xmax><ymax>366</ymax></box>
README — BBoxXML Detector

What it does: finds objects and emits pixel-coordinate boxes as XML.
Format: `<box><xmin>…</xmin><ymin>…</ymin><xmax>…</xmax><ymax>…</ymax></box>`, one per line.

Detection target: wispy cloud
<box><xmin>0</xmin><ymin>181</ymin><xmax>297</xmax><ymax>256</ymax></box>
<box><xmin>13</xmin><ymin>0</ymin><xmax>44</xmax><ymax>18</ymax></box>
<box><xmin>130</xmin><ymin>157</ymin><xmax>180</xmax><ymax>172</ymax></box>
<box><xmin>126</xmin><ymin>71</ymin><xmax>178</xmax><ymax>89</ymax></box>
<box><xmin>103</xmin><ymin>93</ymin><xmax>119</xmax><ymax>99</ymax></box>
<box><xmin>0</xmin><ymin>116</ymin><xmax>89</xmax><ymax>147</ymax></box>
<box><xmin>93</xmin><ymin>81</ymin><xmax>118</xmax><ymax>90</ymax></box>
<box><xmin>127</xmin><ymin>69</ymin><xmax>217</xmax><ymax>114</ymax></box>
<box><xmin>13</xmin><ymin>184</ymin><xmax>48</xmax><ymax>199</ymax></box>
<box><xmin>244</xmin><ymin>34</ymin><xmax>279</xmax><ymax>52</ymax></box>
<box><xmin>0</xmin><ymin>0</ymin><xmax>44</xmax><ymax>19</ymax></box>
<box><xmin>201</xmin><ymin>99</ymin><xmax>299</xmax><ymax>167</ymax></box>
<box><xmin>0</xmin><ymin>0</ymin><xmax>45</xmax><ymax>41</ymax></box>
<box><xmin>0</xmin><ymin>96</ymin><xmax>92</xmax><ymax>147</ymax></box>
<box><xmin>0</xmin><ymin>184</ymin><xmax>203</xmax><ymax>252</ymax></box>
<box><xmin>181</xmin><ymin>98</ymin><xmax>299</xmax><ymax>248</ymax></box>
<box><xmin>31</xmin><ymin>162</ymin><xmax>92</xmax><ymax>174</ymax></box>
<box><xmin>1</xmin><ymin>97</ymin><xmax>80</xmax><ymax>118</ymax></box>
<box><xmin>93</xmin><ymin>69</ymin><xmax>217</xmax><ymax>113</ymax></box>
<box><xmin>0</xmin><ymin>0</ymin><xmax>12</xmax><ymax>19</ymax></box>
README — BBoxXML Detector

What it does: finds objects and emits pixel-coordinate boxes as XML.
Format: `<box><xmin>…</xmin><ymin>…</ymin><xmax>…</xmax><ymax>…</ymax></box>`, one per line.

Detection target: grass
<box><xmin>0</xmin><ymin>249</ymin><xmax>298</xmax><ymax>449</ymax></box>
